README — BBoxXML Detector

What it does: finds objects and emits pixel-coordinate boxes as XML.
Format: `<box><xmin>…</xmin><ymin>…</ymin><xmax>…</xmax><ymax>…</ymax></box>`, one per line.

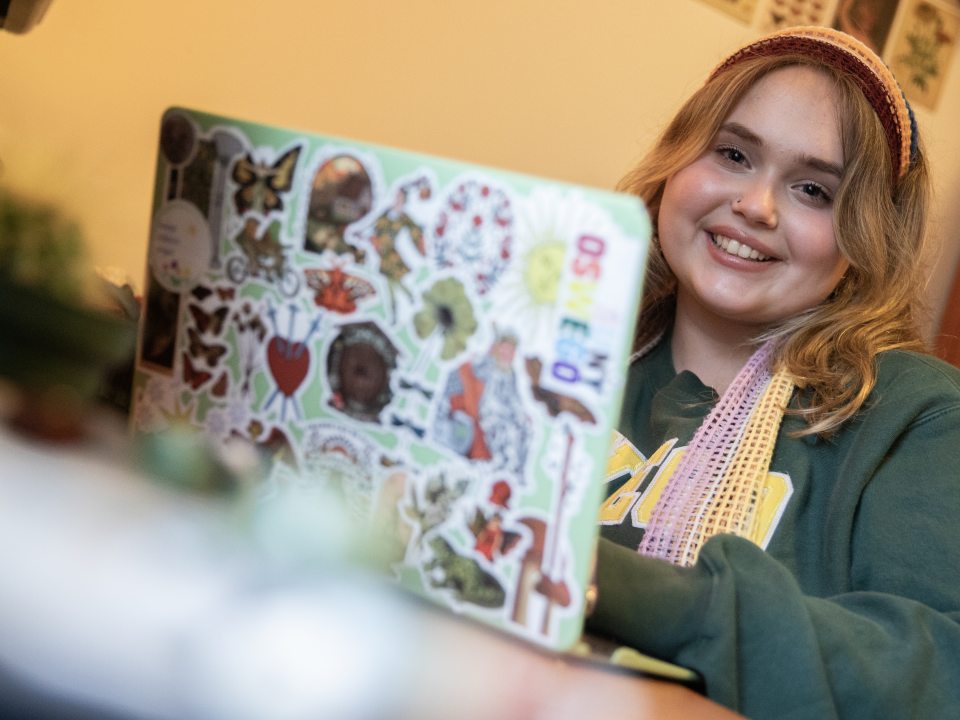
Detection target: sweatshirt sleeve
<box><xmin>588</xmin><ymin>535</ymin><xmax>960</xmax><ymax>719</ymax></box>
<box><xmin>586</xmin><ymin>402</ymin><xmax>960</xmax><ymax>719</ymax></box>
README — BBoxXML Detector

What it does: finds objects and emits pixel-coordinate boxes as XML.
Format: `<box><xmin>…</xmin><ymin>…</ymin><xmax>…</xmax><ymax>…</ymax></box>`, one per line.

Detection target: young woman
<box><xmin>586</xmin><ymin>26</ymin><xmax>960</xmax><ymax>719</ymax></box>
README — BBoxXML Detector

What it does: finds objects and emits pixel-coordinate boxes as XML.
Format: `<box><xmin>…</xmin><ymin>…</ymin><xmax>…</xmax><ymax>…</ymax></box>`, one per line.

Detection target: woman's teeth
<box><xmin>712</xmin><ymin>233</ymin><xmax>771</xmax><ymax>261</ymax></box>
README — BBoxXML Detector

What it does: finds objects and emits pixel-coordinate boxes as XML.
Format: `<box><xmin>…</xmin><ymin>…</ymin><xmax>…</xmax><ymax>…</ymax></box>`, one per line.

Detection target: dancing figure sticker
<box><xmin>132</xmin><ymin>107</ymin><xmax>650</xmax><ymax>652</ymax></box>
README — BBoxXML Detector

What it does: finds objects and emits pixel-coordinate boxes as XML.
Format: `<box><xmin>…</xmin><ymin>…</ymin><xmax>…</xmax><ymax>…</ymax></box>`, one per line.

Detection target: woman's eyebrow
<box><xmin>801</xmin><ymin>154</ymin><xmax>844</xmax><ymax>180</ymax></box>
<box><xmin>719</xmin><ymin>121</ymin><xmax>762</xmax><ymax>146</ymax></box>
<box><xmin>719</xmin><ymin>121</ymin><xmax>844</xmax><ymax>179</ymax></box>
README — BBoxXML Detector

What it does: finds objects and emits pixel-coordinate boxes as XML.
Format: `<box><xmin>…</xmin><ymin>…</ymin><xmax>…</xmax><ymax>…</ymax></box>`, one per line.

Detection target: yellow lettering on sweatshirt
<box><xmin>599</xmin><ymin>431</ymin><xmax>793</xmax><ymax>546</ymax></box>
<box><xmin>749</xmin><ymin>471</ymin><xmax>792</xmax><ymax>549</ymax></box>
<box><xmin>598</xmin><ymin>433</ymin><xmax>676</xmax><ymax>525</ymax></box>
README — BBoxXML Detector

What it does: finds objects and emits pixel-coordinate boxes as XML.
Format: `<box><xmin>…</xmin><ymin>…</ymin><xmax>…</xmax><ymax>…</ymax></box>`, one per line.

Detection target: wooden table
<box><xmin>400</xmin><ymin>601</ymin><xmax>742</xmax><ymax>720</ymax></box>
<box><xmin>0</xmin><ymin>410</ymin><xmax>740</xmax><ymax>719</ymax></box>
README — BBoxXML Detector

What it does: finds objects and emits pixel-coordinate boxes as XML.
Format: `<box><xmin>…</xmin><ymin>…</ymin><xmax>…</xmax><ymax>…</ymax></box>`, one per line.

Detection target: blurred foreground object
<box><xmin>0</xmin><ymin>0</ymin><xmax>53</xmax><ymax>34</ymax></box>
<box><xmin>0</xmin><ymin>189</ymin><xmax>137</xmax><ymax>439</ymax></box>
<box><xmin>0</xmin><ymin>415</ymin><xmax>412</xmax><ymax>720</ymax></box>
<box><xmin>0</xmin><ymin>419</ymin><xmax>741</xmax><ymax>720</ymax></box>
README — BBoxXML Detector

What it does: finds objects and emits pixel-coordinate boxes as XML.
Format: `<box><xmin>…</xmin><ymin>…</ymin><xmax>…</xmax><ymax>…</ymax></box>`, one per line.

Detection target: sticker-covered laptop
<box><xmin>131</xmin><ymin>106</ymin><xmax>651</xmax><ymax>654</ymax></box>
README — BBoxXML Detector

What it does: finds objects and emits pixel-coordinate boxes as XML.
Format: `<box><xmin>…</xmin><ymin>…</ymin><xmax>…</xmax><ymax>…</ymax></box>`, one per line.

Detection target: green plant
<box><xmin>0</xmin><ymin>188</ymin><xmax>89</xmax><ymax>300</ymax></box>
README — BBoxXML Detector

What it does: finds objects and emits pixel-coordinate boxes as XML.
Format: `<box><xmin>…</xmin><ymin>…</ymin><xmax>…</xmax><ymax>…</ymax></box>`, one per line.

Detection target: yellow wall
<box><xmin>2</xmin><ymin>0</ymin><xmax>959</xmax><ymax>333</ymax></box>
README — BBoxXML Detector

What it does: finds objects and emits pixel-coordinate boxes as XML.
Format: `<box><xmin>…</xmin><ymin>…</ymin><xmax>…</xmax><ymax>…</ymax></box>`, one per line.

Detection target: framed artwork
<box><xmin>833</xmin><ymin>0</ymin><xmax>901</xmax><ymax>53</ymax></box>
<box><xmin>698</xmin><ymin>0</ymin><xmax>759</xmax><ymax>24</ymax></box>
<box><xmin>888</xmin><ymin>0</ymin><xmax>960</xmax><ymax>109</ymax></box>
<box><xmin>758</xmin><ymin>0</ymin><xmax>833</xmax><ymax>32</ymax></box>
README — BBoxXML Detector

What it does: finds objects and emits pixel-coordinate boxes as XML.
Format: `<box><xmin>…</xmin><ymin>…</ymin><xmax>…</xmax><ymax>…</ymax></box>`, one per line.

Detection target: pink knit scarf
<box><xmin>638</xmin><ymin>339</ymin><xmax>795</xmax><ymax>566</ymax></box>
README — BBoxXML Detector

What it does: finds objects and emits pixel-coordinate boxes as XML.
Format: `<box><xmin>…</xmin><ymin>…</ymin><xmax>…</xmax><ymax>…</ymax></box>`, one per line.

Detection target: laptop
<box><xmin>131</xmin><ymin>106</ymin><xmax>694</xmax><ymax>682</ymax></box>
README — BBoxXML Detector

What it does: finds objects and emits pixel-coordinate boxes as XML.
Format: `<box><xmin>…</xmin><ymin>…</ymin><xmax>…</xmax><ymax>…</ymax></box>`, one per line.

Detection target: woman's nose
<box><xmin>733</xmin><ymin>180</ymin><xmax>778</xmax><ymax>228</ymax></box>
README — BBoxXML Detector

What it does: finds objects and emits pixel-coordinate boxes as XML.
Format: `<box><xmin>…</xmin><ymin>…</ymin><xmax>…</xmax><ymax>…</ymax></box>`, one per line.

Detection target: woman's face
<box><xmin>657</xmin><ymin>65</ymin><xmax>850</xmax><ymax>332</ymax></box>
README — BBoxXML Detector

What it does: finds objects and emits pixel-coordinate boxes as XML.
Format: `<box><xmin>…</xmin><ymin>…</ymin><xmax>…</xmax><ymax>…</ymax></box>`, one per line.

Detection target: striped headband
<box><xmin>709</xmin><ymin>26</ymin><xmax>918</xmax><ymax>182</ymax></box>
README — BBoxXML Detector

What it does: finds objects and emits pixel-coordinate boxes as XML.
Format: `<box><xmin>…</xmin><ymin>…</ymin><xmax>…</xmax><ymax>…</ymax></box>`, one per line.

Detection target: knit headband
<box><xmin>709</xmin><ymin>26</ymin><xmax>918</xmax><ymax>182</ymax></box>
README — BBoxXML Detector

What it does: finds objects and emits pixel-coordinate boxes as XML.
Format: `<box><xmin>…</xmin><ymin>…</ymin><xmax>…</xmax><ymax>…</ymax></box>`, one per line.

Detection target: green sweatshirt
<box><xmin>586</xmin><ymin>338</ymin><xmax>960</xmax><ymax>719</ymax></box>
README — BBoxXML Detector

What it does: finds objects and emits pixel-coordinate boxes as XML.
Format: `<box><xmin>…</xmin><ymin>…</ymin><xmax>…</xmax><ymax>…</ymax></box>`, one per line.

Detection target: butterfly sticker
<box><xmin>235</xmin><ymin>313</ymin><xmax>267</xmax><ymax>342</ymax></box>
<box><xmin>182</xmin><ymin>352</ymin><xmax>213</xmax><ymax>390</ymax></box>
<box><xmin>304</xmin><ymin>265</ymin><xmax>376</xmax><ymax>314</ymax></box>
<box><xmin>188</xmin><ymin>304</ymin><xmax>229</xmax><ymax>335</ymax></box>
<box><xmin>191</xmin><ymin>285</ymin><xmax>214</xmax><ymax>301</ymax></box>
<box><xmin>187</xmin><ymin>327</ymin><xmax>228</xmax><ymax>367</ymax></box>
<box><xmin>231</xmin><ymin>146</ymin><xmax>302</xmax><ymax>215</ymax></box>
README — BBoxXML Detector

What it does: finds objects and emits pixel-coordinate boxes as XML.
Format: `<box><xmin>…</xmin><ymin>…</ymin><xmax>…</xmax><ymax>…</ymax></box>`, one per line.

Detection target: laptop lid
<box><xmin>132</xmin><ymin>106</ymin><xmax>651</xmax><ymax>652</ymax></box>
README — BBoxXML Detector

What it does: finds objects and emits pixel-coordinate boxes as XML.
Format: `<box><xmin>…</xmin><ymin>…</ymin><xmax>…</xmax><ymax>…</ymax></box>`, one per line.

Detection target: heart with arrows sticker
<box><xmin>267</xmin><ymin>337</ymin><xmax>311</xmax><ymax>398</ymax></box>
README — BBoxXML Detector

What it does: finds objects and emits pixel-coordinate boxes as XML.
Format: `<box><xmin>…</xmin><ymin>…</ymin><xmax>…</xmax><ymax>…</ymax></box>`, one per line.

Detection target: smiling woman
<box><xmin>618</xmin><ymin>28</ymin><xmax>929</xmax><ymax>434</ymax></box>
<box><xmin>586</xmin><ymin>25</ymin><xmax>960</xmax><ymax>720</ymax></box>
<box><xmin>659</xmin><ymin>65</ymin><xmax>849</xmax><ymax>360</ymax></box>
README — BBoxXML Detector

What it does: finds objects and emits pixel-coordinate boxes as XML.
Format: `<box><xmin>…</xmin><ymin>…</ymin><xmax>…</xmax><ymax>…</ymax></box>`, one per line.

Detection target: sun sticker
<box><xmin>492</xmin><ymin>188</ymin><xmax>619</xmax><ymax>354</ymax></box>
<box><xmin>523</xmin><ymin>239</ymin><xmax>567</xmax><ymax>305</ymax></box>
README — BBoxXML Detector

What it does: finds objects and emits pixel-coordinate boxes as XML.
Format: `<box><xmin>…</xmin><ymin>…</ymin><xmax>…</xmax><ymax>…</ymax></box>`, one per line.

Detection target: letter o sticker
<box><xmin>551</xmin><ymin>361</ymin><xmax>580</xmax><ymax>384</ymax></box>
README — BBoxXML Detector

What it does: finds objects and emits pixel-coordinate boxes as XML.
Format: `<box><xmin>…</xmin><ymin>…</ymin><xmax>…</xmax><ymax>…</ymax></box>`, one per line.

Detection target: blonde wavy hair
<box><xmin>619</xmin><ymin>54</ymin><xmax>932</xmax><ymax>436</ymax></box>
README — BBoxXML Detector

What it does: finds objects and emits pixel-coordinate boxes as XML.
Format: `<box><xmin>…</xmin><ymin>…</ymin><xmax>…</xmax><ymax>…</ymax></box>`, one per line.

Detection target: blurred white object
<box><xmin>0</xmin><ymin>417</ymin><xmax>413</xmax><ymax>720</ymax></box>
<box><xmin>0</xmin><ymin>417</ymin><xmax>742</xmax><ymax>720</ymax></box>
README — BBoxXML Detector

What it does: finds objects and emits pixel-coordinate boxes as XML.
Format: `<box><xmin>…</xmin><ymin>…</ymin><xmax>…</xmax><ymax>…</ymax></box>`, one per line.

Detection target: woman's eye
<box><xmin>716</xmin><ymin>146</ymin><xmax>747</xmax><ymax>165</ymax></box>
<box><xmin>798</xmin><ymin>182</ymin><xmax>833</xmax><ymax>205</ymax></box>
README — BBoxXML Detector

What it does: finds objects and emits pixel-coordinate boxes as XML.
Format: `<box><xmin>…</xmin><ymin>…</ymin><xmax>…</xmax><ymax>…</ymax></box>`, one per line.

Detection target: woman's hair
<box><xmin>618</xmin><ymin>52</ymin><xmax>931</xmax><ymax>436</ymax></box>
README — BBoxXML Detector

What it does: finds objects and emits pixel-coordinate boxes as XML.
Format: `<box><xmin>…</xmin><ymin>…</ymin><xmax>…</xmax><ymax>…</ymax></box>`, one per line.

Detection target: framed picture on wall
<box><xmin>758</xmin><ymin>0</ymin><xmax>834</xmax><ymax>32</ymax></box>
<box><xmin>888</xmin><ymin>0</ymin><xmax>959</xmax><ymax>109</ymax></box>
<box><xmin>833</xmin><ymin>0</ymin><xmax>901</xmax><ymax>53</ymax></box>
<box><xmin>697</xmin><ymin>0</ymin><xmax>759</xmax><ymax>24</ymax></box>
